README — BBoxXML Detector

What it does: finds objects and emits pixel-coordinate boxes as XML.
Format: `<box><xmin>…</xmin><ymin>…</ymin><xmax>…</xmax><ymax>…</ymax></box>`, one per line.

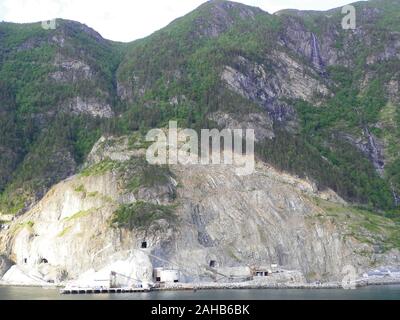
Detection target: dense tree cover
<box><xmin>0</xmin><ymin>21</ymin><xmax>125</xmax><ymax>214</ymax></box>
<box><xmin>0</xmin><ymin>0</ymin><xmax>399</xmax><ymax>217</ymax></box>
<box><xmin>111</xmin><ymin>201</ymin><xmax>176</xmax><ymax>230</ymax></box>
<box><xmin>114</xmin><ymin>0</ymin><xmax>400</xmax><ymax>214</ymax></box>
<box><xmin>257</xmin><ymin>127</ymin><xmax>394</xmax><ymax>211</ymax></box>
<box><xmin>0</xmin><ymin>113</ymin><xmax>110</xmax><ymax>214</ymax></box>
<box><xmin>287</xmin><ymin>56</ymin><xmax>399</xmax><ymax>211</ymax></box>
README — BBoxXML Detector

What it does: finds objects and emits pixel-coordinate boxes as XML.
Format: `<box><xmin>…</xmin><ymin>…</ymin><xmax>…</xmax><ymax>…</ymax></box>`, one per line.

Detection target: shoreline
<box><xmin>1</xmin><ymin>277</ymin><xmax>400</xmax><ymax>292</ymax></box>
<box><xmin>155</xmin><ymin>277</ymin><xmax>400</xmax><ymax>292</ymax></box>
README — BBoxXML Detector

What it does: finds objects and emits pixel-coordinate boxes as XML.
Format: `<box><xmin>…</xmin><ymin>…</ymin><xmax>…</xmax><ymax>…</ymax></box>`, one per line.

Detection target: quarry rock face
<box><xmin>0</xmin><ymin>0</ymin><xmax>400</xmax><ymax>287</ymax></box>
<box><xmin>0</xmin><ymin>255</ymin><xmax>13</xmax><ymax>278</ymax></box>
<box><xmin>1</xmin><ymin>136</ymin><xmax>399</xmax><ymax>285</ymax></box>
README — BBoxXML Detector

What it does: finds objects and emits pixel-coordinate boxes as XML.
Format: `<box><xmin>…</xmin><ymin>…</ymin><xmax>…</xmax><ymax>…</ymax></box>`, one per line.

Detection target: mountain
<box><xmin>0</xmin><ymin>19</ymin><xmax>126</xmax><ymax>214</ymax></box>
<box><xmin>0</xmin><ymin>0</ymin><xmax>399</xmax><ymax>285</ymax></box>
<box><xmin>115</xmin><ymin>0</ymin><xmax>400</xmax><ymax>212</ymax></box>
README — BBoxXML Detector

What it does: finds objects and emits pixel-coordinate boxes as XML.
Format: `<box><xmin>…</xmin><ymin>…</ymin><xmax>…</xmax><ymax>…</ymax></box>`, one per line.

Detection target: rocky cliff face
<box><xmin>219</xmin><ymin>52</ymin><xmax>329</xmax><ymax>126</ymax></box>
<box><xmin>1</xmin><ymin>135</ymin><xmax>399</xmax><ymax>285</ymax></box>
<box><xmin>0</xmin><ymin>0</ymin><xmax>400</xmax><ymax>286</ymax></box>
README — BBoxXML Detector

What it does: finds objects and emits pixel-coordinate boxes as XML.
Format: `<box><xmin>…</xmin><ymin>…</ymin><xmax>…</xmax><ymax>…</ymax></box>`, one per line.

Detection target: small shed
<box><xmin>153</xmin><ymin>268</ymin><xmax>180</xmax><ymax>283</ymax></box>
<box><xmin>252</xmin><ymin>266</ymin><xmax>272</xmax><ymax>277</ymax></box>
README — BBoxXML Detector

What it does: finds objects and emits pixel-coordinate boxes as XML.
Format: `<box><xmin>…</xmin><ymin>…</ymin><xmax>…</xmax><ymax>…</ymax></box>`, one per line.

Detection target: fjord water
<box><xmin>1</xmin><ymin>285</ymin><xmax>400</xmax><ymax>300</ymax></box>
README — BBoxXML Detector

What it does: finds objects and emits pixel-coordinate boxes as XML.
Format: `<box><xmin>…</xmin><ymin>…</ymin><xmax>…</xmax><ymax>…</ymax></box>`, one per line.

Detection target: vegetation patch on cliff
<box><xmin>111</xmin><ymin>201</ymin><xmax>176</xmax><ymax>230</ymax></box>
<box><xmin>10</xmin><ymin>220</ymin><xmax>35</xmax><ymax>235</ymax></box>
<box><xmin>128</xmin><ymin>132</ymin><xmax>152</xmax><ymax>150</ymax></box>
<box><xmin>80</xmin><ymin>159</ymin><xmax>119</xmax><ymax>177</ymax></box>
<box><xmin>313</xmin><ymin>197</ymin><xmax>400</xmax><ymax>252</ymax></box>
<box><xmin>58</xmin><ymin>226</ymin><xmax>72</xmax><ymax>237</ymax></box>
<box><xmin>64</xmin><ymin>208</ymin><xmax>95</xmax><ymax>222</ymax></box>
<box><xmin>119</xmin><ymin>157</ymin><xmax>174</xmax><ymax>193</ymax></box>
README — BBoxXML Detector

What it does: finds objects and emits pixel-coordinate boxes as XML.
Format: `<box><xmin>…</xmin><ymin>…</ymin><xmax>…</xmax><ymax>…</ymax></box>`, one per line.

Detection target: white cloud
<box><xmin>0</xmin><ymin>0</ymin><xmax>357</xmax><ymax>42</ymax></box>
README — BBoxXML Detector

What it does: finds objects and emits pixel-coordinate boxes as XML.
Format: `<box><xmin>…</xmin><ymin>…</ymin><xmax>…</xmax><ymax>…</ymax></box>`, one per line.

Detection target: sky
<box><xmin>0</xmin><ymin>0</ymin><xmax>356</xmax><ymax>42</ymax></box>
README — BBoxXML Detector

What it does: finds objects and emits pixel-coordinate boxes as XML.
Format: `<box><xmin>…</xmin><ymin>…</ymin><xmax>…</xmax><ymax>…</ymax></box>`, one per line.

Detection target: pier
<box><xmin>60</xmin><ymin>287</ymin><xmax>149</xmax><ymax>294</ymax></box>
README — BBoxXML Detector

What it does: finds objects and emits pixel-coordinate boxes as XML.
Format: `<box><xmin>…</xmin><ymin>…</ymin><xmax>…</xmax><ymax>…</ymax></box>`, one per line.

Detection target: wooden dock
<box><xmin>60</xmin><ymin>287</ymin><xmax>149</xmax><ymax>294</ymax></box>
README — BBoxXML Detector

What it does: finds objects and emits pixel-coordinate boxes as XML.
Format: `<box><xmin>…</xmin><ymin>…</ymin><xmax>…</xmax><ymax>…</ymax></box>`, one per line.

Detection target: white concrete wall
<box><xmin>160</xmin><ymin>270</ymin><xmax>179</xmax><ymax>283</ymax></box>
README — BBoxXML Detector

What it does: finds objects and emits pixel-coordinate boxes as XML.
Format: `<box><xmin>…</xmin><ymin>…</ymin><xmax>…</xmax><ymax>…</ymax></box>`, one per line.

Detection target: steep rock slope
<box><xmin>1</xmin><ymin>135</ymin><xmax>399</xmax><ymax>284</ymax></box>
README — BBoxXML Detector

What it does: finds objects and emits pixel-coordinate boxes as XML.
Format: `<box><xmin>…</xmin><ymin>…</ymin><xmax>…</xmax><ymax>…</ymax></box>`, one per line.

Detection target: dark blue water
<box><xmin>1</xmin><ymin>285</ymin><xmax>400</xmax><ymax>300</ymax></box>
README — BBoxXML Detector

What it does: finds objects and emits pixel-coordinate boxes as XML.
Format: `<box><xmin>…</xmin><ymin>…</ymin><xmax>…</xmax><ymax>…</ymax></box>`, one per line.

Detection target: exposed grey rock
<box><xmin>116</xmin><ymin>74</ymin><xmax>145</xmax><ymax>102</ymax></box>
<box><xmin>366</xmin><ymin>32</ymin><xmax>400</xmax><ymax>65</ymax></box>
<box><xmin>116</xmin><ymin>80</ymin><xmax>132</xmax><ymax>102</ymax></box>
<box><xmin>67</xmin><ymin>96</ymin><xmax>114</xmax><ymax>118</ymax></box>
<box><xmin>220</xmin><ymin>53</ymin><xmax>328</xmax><ymax>129</ymax></box>
<box><xmin>0</xmin><ymin>255</ymin><xmax>13</xmax><ymax>278</ymax></box>
<box><xmin>190</xmin><ymin>204</ymin><xmax>215</xmax><ymax>248</ymax></box>
<box><xmin>386</xmin><ymin>77</ymin><xmax>400</xmax><ymax>104</ymax></box>
<box><xmin>340</xmin><ymin>128</ymin><xmax>385</xmax><ymax>176</ymax></box>
<box><xmin>85</xmin><ymin>136</ymin><xmax>145</xmax><ymax>166</ymax></box>
<box><xmin>277</xmin><ymin>15</ymin><xmax>342</xmax><ymax>67</ymax></box>
<box><xmin>1</xmin><ymin>136</ymin><xmax>397</xmax><ymax>285</ymax></box>
<box><xmin>1</xmin><ymin>1</ymin><xmax>400</xmax><ymax>287</ymax></box>
<box><xmin>209</xmin><ymin>111</ymin><xmax>274</xmax><ymax>141</ymax></box>
<box><xmin>50</xmin><ymin>55</ymin><xmax>93</xmax><ymax>83</ymax></box>
<box><xmin>17</xmin><ymin>37</ymin><xmax>46</xmax><ymax>52</ymax></box>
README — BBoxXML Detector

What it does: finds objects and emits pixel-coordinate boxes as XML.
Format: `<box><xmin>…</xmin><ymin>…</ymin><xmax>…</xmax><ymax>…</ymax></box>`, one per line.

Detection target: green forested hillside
<box><xmin>0</xmin><ymin>0</ymin><xmax>399</xmax><ymax>216</ymax></box>
<box><xmin>0</xmin><ymin>20</ymin><xmax>125</xmax><ymax>213</ymax></box>
<box><xmin>116</xmin><ymin>0</ymin><xmax>400</xmax><ymax>212</ymax></box>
